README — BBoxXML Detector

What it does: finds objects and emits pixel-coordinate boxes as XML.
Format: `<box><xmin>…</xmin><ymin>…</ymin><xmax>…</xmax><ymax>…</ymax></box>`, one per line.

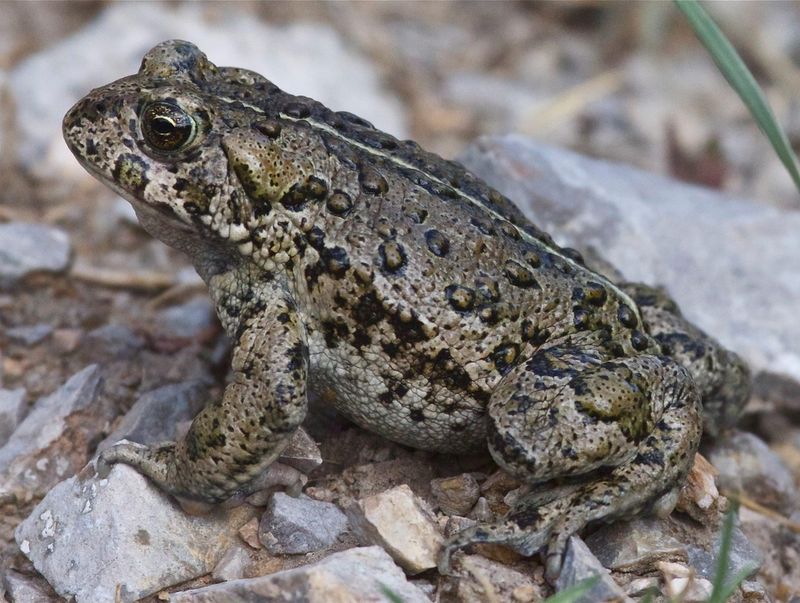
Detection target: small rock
<box><xmin>96</xmin><ymin>380</ymin><xmax>208</xmax><ymax>452</ymax></box>
<box><xmin>446</xmin><ymin>554</ymin><xmax>544</xmax><ymax>603</ymax></box>
<box><xmin>5</xmin><ymin>324</ymin><xmax>53</xmax><ymax>346</ymax></box>
<box><xmin>707</xmin><ymin>430</ymin><xmax>798</xmax><ymax>514</ymax></box>
<box><xmin>238</xmin><ymin>517</ymin><xmax>261</xmax><ymax>550</ymax></box>
<box><xmin>470</xmin><ymin>496</ymin><xmax>493</xmax><ymax>521</ymax></box>
<box><xmin>0</xmin><ymin>223</ymin><xmax>71</xmax><ymax>289</ymax></box>
<box><xmin>0</xmin><ymin>387</ymin><xmax>25</xmax><ymax>447</ymax></box>
<box><xmin>431</xmin><ymin>473</ymin><xmax>481</xmax><ymax>515</ymax></box>
<box><xmin>81</xmin><ymin>324</ymin><xmax>145</xmax><ymax>362</ymax></box>
<box><xmin>258</xmin><ymin>492</ymin><xmax>348</xmax><ymax>554</ymax></box>
<box><xmin>1</xmin><ymin>568</ymin><xmax>59</xmax><ymax>602</ymax></box>
<box><xmin>15</xmin><ymin>462</ymin><xmax>256</xmax><ymax>603</ymax></box>
<box><xmin>686</xmin><ymin>524</ymin><xmax>761</xmax><ymax>583</ymax></box>
<box><xmin>346</xmin><ymin>483</ymin><xmax>444</xmax><ymax>574</ymax></box>
<box><xmin>658</xmin><ymin>561</ymin><xmax>713</xmax><ymax>603</ymax></box>
<box><xmin>740</xmin><ymin>580</ymin><xmax>771</xmax><ymax>602</ymax></box>
<box><xmin>169</xmin><ymin>546</ymin><xmax>430</xmax><ymax>603</ymax></box>
<box><xmin>624</xmin><ymin>577</ymin><xmax>660</xmax><ymax>597</ymax></box>
<box><xmin>51</xmin><ymin>328</ymin><xmax>83</xmax><ymax>353</ymax></box>
<box><xmin>585</xmin><ymin>517</ymin><xmax>688</xmax><ymax>573</ymax></box>
<box><xmin>211</xmin><ymin>544</ymin><xmax>252</xmax><ymax>582</ymax></box>
<box><xmin>277</xmin><ymin>427</ymin><xmax>323</xmax><ymax>474</ymax></box>
<box><xmin>555</xmin><ymin>536</ymin><xmax>629</xmax><ymax>603</ymax></box>
<box><xmin>676</xmin><ymin>453</ymin><xmax>723</xmax><ymax>522</ymax></box>
<box><xmin>150</xmin><ymin>297</ymin><xmax>217</xmax><ymax>343</ymax></box>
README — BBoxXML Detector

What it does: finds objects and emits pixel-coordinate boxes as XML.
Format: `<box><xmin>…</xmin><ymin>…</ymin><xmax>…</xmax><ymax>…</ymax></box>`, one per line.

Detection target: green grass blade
<box><xmin>675</xmin><ymin>0</ymin><xmax>800</xmax><ymax>196</ymax></box>
<box><xmin>706</xmin><ymin>500</ymin><xmax>756</xmax><ymax>603</ymax></box>
<box><xmin>378</xmin><ymin>583</ymin><xmax>404</xmax><ymax>603</ymax></box>
<box><xmin>714</xmin><ymin>564</ymin><xmax>760</xmax><ymax>603</ymax></box>
<box><xmin>543</xmin><ymin>575</ymin><xmax>601</xmax><ymax>603</ymax></box>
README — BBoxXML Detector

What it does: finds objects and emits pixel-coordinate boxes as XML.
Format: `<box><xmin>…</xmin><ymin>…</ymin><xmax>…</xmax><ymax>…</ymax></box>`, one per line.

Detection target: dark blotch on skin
<box><xmin>280</xmin><ymin>175</ymin><xmax>327</xmax><ymax>210</ymax></box>
<box><xmin>617</xmin><ymin>304</ymin><xmax>638</xmax><ymax>328</ymax></box>
<box><xmin>631</xmin><ymin>330</ymin><xmax>650</xmax><ymax>351</ymax></box>
<box><xmin>326</xmin><ymin>190</ymin><xmax>353</xmax><ymax>216</ymax></box>
<box><xmin>254</xmin><ymin>119</ymin><xmax>282</xmax><ymax>139</ymax></box>
<box><xmin>424</xmin><ymin>229</ymin><xmax>450</xmax><ymax>257</ymax></box>
<box><xmin>409</xmin><ymin>408</ymin><xmax>425</xmax><ymax>422</ymax></box>
<box><xmin>112</xmin><ymin>154</ymin><xmax>150</xmax><ymax>197</ymax></box>
<box><xmin>521</xmin><ymin>319</ymin><xmax>550</xmax><ymax>346</ymax></box>
<box><xmin>492</xmin><ymin>342</ymin><xmax>519</xmax><ymax>375</ymax></box>
<box><xmin>445</xmin><ymin>284</ymin><xmax>476</xmax><ymax>312</ymax></box>
<box><xmin>359</xmin><ymin>166</ymin><xmax>388</xmax><ymax>195</ymax></box>
<box><xmin>283</xmin><ymin>101</ymin><xmax>311</xmax><ymax>119</ymax></box>
<box><xmin>504</xmin><ymin>259</ymin><xmax>539</xmax><ymax>289</ymax></box>
<box><xmin>584</xmin><ymin>282</ymin><xmax>608</xmax><ymax>307</ymax></box>
<box><xmin>322</xmin><ymin>246</ymin><xmax>350</xmax><ymax>277</ymax></box>
<box><xmin>379</xmin><ymin>241</ymin><xmax>407</xmax><ymax>273</ymax></box>
<box><xmin>573</xmin><ymin>307</ymin><xmax>590</xmax><ymax>330</ymax></box>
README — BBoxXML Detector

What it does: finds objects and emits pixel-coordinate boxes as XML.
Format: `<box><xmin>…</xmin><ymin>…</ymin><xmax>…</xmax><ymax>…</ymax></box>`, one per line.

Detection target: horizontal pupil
<box><xmin>152</xmin><ymin>117</ymin><xmax>176</xmax><ymax>134</ymax></box>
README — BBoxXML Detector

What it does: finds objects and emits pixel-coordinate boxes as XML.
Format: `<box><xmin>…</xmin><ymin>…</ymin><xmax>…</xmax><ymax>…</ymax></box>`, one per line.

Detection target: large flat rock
<box><xmin>15</xmin><ymin>463</ymin><xmax>256</xmax><ymax>603</ymax></box>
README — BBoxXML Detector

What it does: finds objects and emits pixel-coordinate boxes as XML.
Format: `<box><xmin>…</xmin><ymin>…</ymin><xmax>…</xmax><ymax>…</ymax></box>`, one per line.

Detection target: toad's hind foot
<box><xmin>440</xmin><ymin>476</ymin><xmax>671</xmax><ymax>583</ymax></box>
<box><xmin>439</xmin><ymin>491</ymin><xmax>576</xmax><ymax>582</ymax></box>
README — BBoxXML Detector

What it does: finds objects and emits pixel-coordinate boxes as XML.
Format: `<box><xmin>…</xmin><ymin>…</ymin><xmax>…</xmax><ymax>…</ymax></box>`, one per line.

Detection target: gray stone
<box><xmin>169</xmin><ymin>546</ymin><xmax>430</xmax><ymax>603</ymax></box>
<box><xmin>15</xmin><ymin>462</ymin><xmax>256</xmax><ymax>603</ymax></box>
<box><xmin>0</xmin><ymin>387</ymin><xmax>25</xmax><ymax>447</ymax></box>
<box><xmin>81</xmin><ymin>324</ymin><xmax>145</xmax><ymax>361</ymax></box>
<box><xmin>276</xmin><ymin>427</ymin><xmax>322</xmax><ymax>474</ymax></box>
<box><xmin>10</xmin><ymin>2</ymin><xmax>406</xmax><ymax>182</ymax></box>
<box><xmin>555</xmin><ymin>536</ymin><xmax>629</xmax><ymax>603</ymax></box>
<box><xmin>707</xmin><ymin>431</ymin><xmax>798</xmax><ymax>514</ymax></box>
<box><xmin>2</xmin><ymin>568</ymin><xmax>58</xmax><ymax>603</ymax></box>
<box><xmin>258</xmin><ymin>492</ymin><xmax>348</xmax><ymax>554</ymax></box>
<box><xmin>0</xmin><ymin>223</ymin><xmax>71</xmax><ymax>289</ymax></box>
<box><xmin>211</xmin><ymin>544</ymin><xmax>252</xmax><ymax>583</ymax></box>
<box><xmin>0</xmin><ymin>365</ymin><xmax>100</xmax><ymax>481</ymax></box>
<box><xmin>96</xmin><ymin>380</ymin><xmax>208</xmax><ymax>452</ymax></box>
<box><xmin>459</xmin><ymin>137</ymin><xmax>800</xmax><ymax>386</ymax></box>
<box><xmin>585</xmin><ymin>517</ymin><xmax>688</xmax><ymax>573</ymax></box>
<box><xmin>686</xmin><ymin>525</ymin><xmax>762</xmax><ymax>584</ymax></box>
<box><xmin>152</xmin><ymin>297</ymin><xmax>217</xmax><ymax>341</ymax></box>
<box><xmin>5</xmin><ymin>324</ymin><xmax>53</xmax><ymax>346</ymax></box>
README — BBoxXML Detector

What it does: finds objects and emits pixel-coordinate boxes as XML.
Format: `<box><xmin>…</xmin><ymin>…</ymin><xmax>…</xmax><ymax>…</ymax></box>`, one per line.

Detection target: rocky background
<box><xmin>1</xmin><ymin>2</ymin><xmax>799</xmax><ymax>602</ymax></box>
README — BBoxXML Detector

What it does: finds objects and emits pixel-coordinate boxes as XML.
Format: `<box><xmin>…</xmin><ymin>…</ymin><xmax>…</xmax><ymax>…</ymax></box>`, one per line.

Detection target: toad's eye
<box><xmin>141</xmin><ymin>101</ymin><xmax>196</xmax><ymax>152</ymax></box>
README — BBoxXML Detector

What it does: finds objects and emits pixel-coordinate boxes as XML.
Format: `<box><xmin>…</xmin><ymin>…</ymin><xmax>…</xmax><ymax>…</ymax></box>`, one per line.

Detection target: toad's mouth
<box><xmin>77</xmin><ymin>157</ymin><xmax>196</xmax><ymax>236</ymax></box>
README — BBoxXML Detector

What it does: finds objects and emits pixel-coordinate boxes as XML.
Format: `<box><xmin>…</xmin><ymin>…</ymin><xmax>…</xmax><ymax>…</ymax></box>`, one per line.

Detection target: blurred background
<box><xmin>1</xmin><ymin>0</ymin><xmax>800</xmax><ymax>216</ymax></box>
<box><xmin>1</xmin><ymin>3</ymin><xmax>800</xmax><ymax>600</ymax></box>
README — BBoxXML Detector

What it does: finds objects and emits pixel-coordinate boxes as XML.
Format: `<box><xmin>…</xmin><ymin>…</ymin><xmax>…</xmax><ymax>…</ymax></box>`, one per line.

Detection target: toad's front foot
<box><xmin>96</xmin><ymin>440</ymin><xmax>201</xmax><ymax>498</ymax></box>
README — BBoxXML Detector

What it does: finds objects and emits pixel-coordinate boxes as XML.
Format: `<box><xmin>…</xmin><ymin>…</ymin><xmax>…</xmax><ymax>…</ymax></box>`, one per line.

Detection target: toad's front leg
<box><xmin>98</xmin><ymin>296</ymin><xmax>308</xmax><ymax>503</ymax></box>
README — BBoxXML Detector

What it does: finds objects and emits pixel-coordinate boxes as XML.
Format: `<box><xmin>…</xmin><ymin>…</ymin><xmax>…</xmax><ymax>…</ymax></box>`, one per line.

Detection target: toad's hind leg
<box><xmin>440</xmin><ymin>344</ymin><xmax>702</xmax><ymax>581</ymax></box>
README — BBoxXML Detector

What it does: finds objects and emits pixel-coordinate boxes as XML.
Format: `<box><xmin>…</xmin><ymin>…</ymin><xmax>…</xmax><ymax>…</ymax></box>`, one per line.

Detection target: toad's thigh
<box><xmin>488</xmin><ymin>346</ymin><xmax>678</xmax><ymax>481</ymax></box>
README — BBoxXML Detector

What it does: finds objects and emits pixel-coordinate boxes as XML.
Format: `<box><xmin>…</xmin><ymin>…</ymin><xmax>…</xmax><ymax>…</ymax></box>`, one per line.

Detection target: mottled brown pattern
<box><xmin>64</xmin><ymin>40</ymin><xmax>750</xmax><ymax>580</ymax></box>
